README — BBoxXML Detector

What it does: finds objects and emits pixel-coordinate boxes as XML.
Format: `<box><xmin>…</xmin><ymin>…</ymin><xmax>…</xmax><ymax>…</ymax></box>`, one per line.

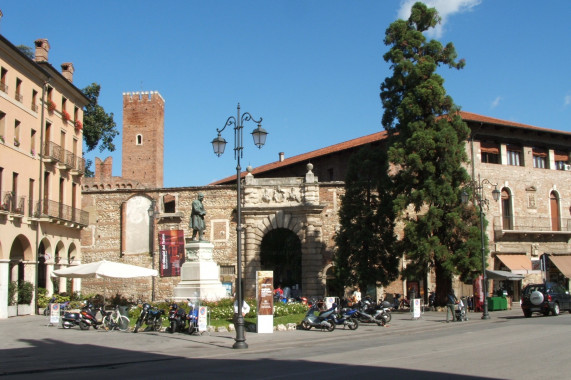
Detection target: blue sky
<box><xmin>2</xmin><ymin>0</ymin><xmax>570</xmax><ymax>187</ymax></box>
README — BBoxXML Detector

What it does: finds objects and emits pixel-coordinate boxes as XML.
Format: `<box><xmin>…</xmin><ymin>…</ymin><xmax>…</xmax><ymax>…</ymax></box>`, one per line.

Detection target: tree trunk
<box><xmin>435</xmin><ymin>262</ymin><xmax>452</xmax><ymax>306</ymax></box>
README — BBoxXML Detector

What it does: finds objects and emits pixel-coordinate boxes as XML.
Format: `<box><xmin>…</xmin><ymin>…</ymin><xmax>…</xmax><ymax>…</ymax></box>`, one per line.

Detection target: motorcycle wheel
<box><xmin>79</xmin><ymin>321</ymin><xmax>90</xmax><ymax>330</ymax></box>
<box><xmin>383</xmin><ymin>311</ymin><xmax>392</xmax><ymax>324</ymax></box>
<box><xmin>169</xmin><ymin>320</ymin><xmax>176</xmax><ymax>334</ymax></box>
<box><xmin>301</xmin><ymin>321</ymin><xmax>312</xmax><ymax>330</ymax></box>
<box><xmin>188</xmin><ymin>324</ymin><xmax>196</xmax><ymax>335</ymax></box>
<box><xmin>153</xmin><ymin>317</ymin><xmax>162</xmax><ymax>332</ymax></box>
<box><xmin>62</xmin><ymin>322</ymin><xmax>71</xmax><ymax>329</ymax></box>
<box><xmin>133</xmin><ymin>318</ymin><xmax>142</xmax><ymax>333</ymax></box>
<box><xmin>102</xmin><ymin>316</ymin><xmax>111</xmax><ymax>331</ymax></box>
<box><xmin>347</xmin><ymin>318</ymin><xmax>358</xmax><ymax>330</ymax></box>
<box><xmin>118</xmin><ymin>316</ymin><xmax>130</xmax><ymax>332</ymax></box>
<box><xmin>325</xmin><ymin>322</ymin><xmax>335</xmax><ymax>332</ymax></box>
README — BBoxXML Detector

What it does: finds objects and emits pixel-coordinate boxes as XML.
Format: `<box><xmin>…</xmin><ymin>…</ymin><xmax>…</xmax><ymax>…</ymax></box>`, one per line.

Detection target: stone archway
<box><xmin>260</xmin><ymin>228</ymin><xmax>302</xmax><ymax>289</ymax></box>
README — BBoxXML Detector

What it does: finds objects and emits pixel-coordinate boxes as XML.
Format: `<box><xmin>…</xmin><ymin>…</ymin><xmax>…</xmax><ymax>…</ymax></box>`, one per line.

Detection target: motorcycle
<box><xmin>330</xmin><ymin>307</ymin><xmax>359</xmax><ymax>330</ymax></box>
<box><xmin>167</xmin><ymin>301</ymin><xmax>187</xmax><ymax>334</ymax></box>
<box><xmin>301</xmin><ymin>303</ymin><xmax>336</xmax><ymax>331</ymax></box>
<box><xmin>353</xmin><ymin>299</ymin><xmax>384</xmax><ymax>326</ymax></box>
<box><xmin>186</xmin><ymin>301</ymin><xmax>198</xmax><ymax>335</ymax></box>
<box><xmin>133</xmin><ymin>302</ymin><xmax>165</xmax><ymax>333</ymax></box>
<box><xmin>374</xmin><ymin>300</ymin><xmax>392</xmax><ymax>324</ymax></box>
<box><xmin>62</xmin><ymin>302</ymin><xmax>103</xmax><ymax>330</ymax></box>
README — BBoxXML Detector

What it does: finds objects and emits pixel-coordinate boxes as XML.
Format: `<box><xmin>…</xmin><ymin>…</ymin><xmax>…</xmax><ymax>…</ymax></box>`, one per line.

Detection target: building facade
<box><xmin>0</xmin><ymin>35</ymin><xmax>89</xmax><ymax>318</ymax></box>
<box><xmin>78</xmin><ymin>93</ymin><xmax>571</xmax><ymax>306</ymax></box>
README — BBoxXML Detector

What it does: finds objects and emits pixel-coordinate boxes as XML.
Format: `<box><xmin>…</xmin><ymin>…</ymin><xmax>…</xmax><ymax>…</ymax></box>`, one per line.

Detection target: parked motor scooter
<box><xmin>186</xmin><ymin>300</ymin><xmax>198</xmax><ymax>335</ymax></box>
<box><xmin>331</xmin><ymin>306</ymin><xmax>359</xmax><ymax>330</ymax></box>
<box><xmin>353</xmin><ymin>299</ymin><xmax>385</xmax><ymax>326</ymax></box>
<box><xmin>301</xmin><ymin>302</ymin><xmax>336</xmax><ymax>331</ymax></box>
<box><xmin>167</xmin><ymin>301</ymin><xmax>187</xmax><ymax>334</ymax></box>
<box><xmin>62</xmin><ymin>302</ymin><xmax>102</xmax><ymax>330</ymax></box>
<box><xmin>373</xmin><ymin>300</ymin><xmax>392</xmax><ymax>324</ymax></box>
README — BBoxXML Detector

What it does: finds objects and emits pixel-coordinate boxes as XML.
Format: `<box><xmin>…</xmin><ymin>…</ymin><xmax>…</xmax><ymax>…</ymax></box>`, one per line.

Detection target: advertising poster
<box><xmin>158</xmin><ymin>230</ymin><xmax>185</xmax><ymax>277</ymax></box>
<box><xmin>256</xmin><ymin>271</ymin><xmax>274</xmax><ymax>333</ymax></box>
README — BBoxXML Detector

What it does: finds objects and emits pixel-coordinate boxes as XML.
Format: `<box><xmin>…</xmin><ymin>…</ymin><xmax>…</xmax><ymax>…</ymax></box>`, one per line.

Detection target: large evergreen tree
<box><xmin>380</xmin><ymin>2</ymin><xmax>480</xmax><ymax>303</ymax></box>
<box><xmin>334</xmin><ymin>146</ymin><xmax>399</xmax><ymax>295</ymax></box>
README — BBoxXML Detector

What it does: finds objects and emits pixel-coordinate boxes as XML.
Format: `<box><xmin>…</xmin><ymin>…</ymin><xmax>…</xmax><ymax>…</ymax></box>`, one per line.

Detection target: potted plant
<box><xmin>62</xmin><ymin>110</ymin><xmax>71</xmax><ymax>122</ymax></box>
<box><xmin>0</xmin><ymin>135</ymin><xmax>4</xmax><ymax>143</ymax></box>
<box><xmin>47</xmin><ymin>99</ymin><xmax>56</xmax><ymax>112</ymax></box>
<box><xmin>74</xmin><ymin>120</ymin><xmax>83</xmax><ymax>131</ymax></box>
<box><xmin>8</xmin><ymin>281</ymin><xmax>17</xmax><ymax>317</ymax></box>
<box><xmin>17</xmin><ymin>281</ymin><xmax>34</xmax><ymax>315</ymax></box>
<box><xmin>31</xmin><ymin>149</ymin><xmax>36</xmax><ymax>156</ymax></box>
<box><xmin>14</xmin><ymin>137</ymin><xmax>20</xmax><ymax>147</ymax></box>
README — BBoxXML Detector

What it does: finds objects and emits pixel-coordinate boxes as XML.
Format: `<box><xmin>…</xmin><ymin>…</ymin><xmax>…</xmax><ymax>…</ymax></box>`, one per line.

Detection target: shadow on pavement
<box><xmin>1</xmin><ymin>337</ymin><xmax>503</xmax><ymax>379</ymax></box>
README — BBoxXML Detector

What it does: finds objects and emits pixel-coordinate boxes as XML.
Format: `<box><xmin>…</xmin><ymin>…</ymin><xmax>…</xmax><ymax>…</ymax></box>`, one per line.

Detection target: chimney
<box><xmin>34</xmin><ymin>39</ymin><xmax>50</xmax><ymax>62</ymax></box>
<box><xmin>279</xmin><ymin>152</ymin><xmax>285</xmax><ymax>162</ymax></box>
<box><xmin>61</xmin><ymin>63</ymin><xmax>74</xmax><ymax>82</ymax></box>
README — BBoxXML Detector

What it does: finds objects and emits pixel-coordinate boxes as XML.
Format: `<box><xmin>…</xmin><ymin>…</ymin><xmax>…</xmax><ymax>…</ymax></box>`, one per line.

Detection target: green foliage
<box><xmin>8</xmin><ymin>281</ymin><xmax>17</xmax><ymax>306</ymax></box>
<box><xmin>380</xmin><ymin>2</ymin><xmax>480</xmax><ymax>295</ymax></box>
<box><xmin>16</xmin><ymin>45</ymin><xmax>34</xmax><ymax>59</ymax></box>
<box><xmin>334</xmin><ymin>146</ymin><xmax>399</xmax><ymax>292</ymax></box>
<box><xmin>81</xmin><ymin>83</ymin><xmax>119</xmax><ymax>176</ymax></box>
<box><xmin>36</xmin><ymin>288</ymin><xmax>49</xmax><ymax>308</ymax></box>
<box><xmin>17</xmin><ymin>281</ymin><xmax>34</xmax><ymax>305</ymax></box>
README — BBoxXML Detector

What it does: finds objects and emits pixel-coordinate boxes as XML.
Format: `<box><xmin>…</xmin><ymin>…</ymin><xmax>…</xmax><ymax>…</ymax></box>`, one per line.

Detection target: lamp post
<box><xmin>211</xmin><ymin>103</ymin><xmax>267</xmax><ymax>349</ymax></box>
<box><xmin>461</xmin><ymin>174</ymin><xmax>500</xmax><ymax>320</ymax></box>
<box><xmin>148</xmin><ymin>199</ymin><xmax>157</xmax><ymax>302</ymax></box>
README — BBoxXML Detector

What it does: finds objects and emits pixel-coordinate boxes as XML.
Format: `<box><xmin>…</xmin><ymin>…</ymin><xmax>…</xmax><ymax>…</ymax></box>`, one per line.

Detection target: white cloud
<box><xmin>397</xmin><ymin>0</ymin><xmax>481</xmax><ymax>38</ymax></box>
<box><xmin>564</xmin><ymin>94</ymin><xmax>571</xmax><ymax>107</ymax></box>
<box><xmin>491</xmin><ymin>96</ymin><xmax>502</xmax><ymax>109</ymax></box>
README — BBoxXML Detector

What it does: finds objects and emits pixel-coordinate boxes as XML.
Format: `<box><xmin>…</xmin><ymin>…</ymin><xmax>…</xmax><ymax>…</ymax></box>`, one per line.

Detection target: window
<box><xmin>507</xmin><ymin>144</ymin><xmax>522</xmax><ymax>166</ymax></box>
<box><xmin>136</xmin><ymin>134</ymin><xmax>143</xmax><ymax>145</ymax></box>
<box><xmin>501</xmin><ymin>189</ymin><xmax>513</xmax><ymax>230</ymax></box>
<box><xmin>0</xmin><ymin>111</ymin><xmax>5</xmax><ymax>140</ymax></box>
<box><xmin>15</xmin><ymin>78</ymin><xmax>22</xmax><ymax>102</ymax></box>
<box><xmin>163</xmin><ymin>194</ymin><xmax>176</xmax><ymax>213</ymax></box>
<box><xmin>31</xmin><ymin>129</ymin><xmax>36</xmax><ymax>156</ymax></box>
<box><xmin>532</xmin><ymin>148</ymin><xmax>547</xmax><ymax>169</ymax></box>
<box><xmin>14</xmin><ymin>120</ymin><xmax>20</xmax><ymax>147</ymax></box>
<box><xmin>554</xmin><ymin>150</ymin><xmax>569</xmax><ymax>170</ymax></box>
<box><xmin>480</xmin><ymin>141</ymin><xmax>500</xmax><ymax>164</ymax></box>
<box><xmin>550</xmin><ymin>191</ymin><xmax>561</xmax><ymax>231</ymax></box>
<box><xmin>32</xmin><ymin>90</ymin><xmax>38</xmax><ymax>112</ymax></box>
<box><xmin>220</xmin><ymin>265</ymin><xmax>235</xmax><ymax>275</ymax></box>
<box><xmin>0</xmin><ymin>67</ymin><xmax>7</xmax><ymax>92</ymax></box>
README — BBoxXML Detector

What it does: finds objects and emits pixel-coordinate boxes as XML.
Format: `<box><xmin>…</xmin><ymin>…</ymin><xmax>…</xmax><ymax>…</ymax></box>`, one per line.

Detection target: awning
<box><xmin>486</xmin><ymin>270</ymin><xmax>525</xmax><ymax>281</ymax></box>
<box><xmin>496</xmin><ymin>254</ymin><xmax>532</xmax><ymax>272</ymax></box>
<box><xmin>548</xmin><ymin>255</ymin><xmax>571</xmax><ymax>278</ymax></box>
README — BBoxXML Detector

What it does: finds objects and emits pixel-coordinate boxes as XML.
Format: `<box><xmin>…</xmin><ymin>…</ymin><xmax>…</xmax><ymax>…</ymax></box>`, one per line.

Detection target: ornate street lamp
<box><xmin>461</xmin><ymin>174</ymin><xmax>500</xmax><ymax>320</ymax></box>
<box><xmin>211</xmin><ymin>103</ymin><xmax>267</xmax><ymax>349</ymax></box>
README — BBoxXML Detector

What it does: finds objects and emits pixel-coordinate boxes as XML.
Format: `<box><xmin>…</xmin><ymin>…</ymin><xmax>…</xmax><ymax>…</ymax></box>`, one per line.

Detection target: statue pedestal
<box><xmin>173</xmin><ymin>240</ymin><xmax>229</xmax><ymax>301</ymax></box>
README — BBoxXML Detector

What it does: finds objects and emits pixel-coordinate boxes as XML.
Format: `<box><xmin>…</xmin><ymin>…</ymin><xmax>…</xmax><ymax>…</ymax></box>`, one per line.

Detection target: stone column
<box><xmin>45</xmin><ymin>263</ymin><xmax>54</xmax><ymax>295</ymax></box>
<box><xmin>0</xmin><ymin>260</ymin><xmax>9</xmax><ymax>319</ymax></box>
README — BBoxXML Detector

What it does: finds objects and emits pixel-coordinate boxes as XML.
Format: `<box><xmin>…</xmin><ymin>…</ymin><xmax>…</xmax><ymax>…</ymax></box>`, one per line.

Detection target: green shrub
<box><xmin>37</xmin><ymin>288</ymin><xmax>49</xmax><ymax>308</ymax></box>
<box><xmin>17</xmin><ymin>281</ymin><xmax>34</xmax><ymax>304</ymax></box>
<box><xmin>8</xmin><ymin>281</ymin><xmax>17</xmax><ymax>306</ymax></box>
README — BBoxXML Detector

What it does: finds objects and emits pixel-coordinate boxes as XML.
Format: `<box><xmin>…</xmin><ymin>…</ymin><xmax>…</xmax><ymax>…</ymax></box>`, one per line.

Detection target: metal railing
<box><xmin>35</xmin><ymin>199</ymin><xmax>89</xmax><ymax>226</ymax></box>
<box><xmin>493</xmin><ymin>216</ymin><xmax>571</xmax><ymax>233</ymax></box>
<box><xmin>0</xmin><ymin>82</ymin><xmax>7</xmax><ymax>93</ymax></box>
<box><xmin>43</xmin><ymin>141</ymin><xmax>63</xmax><ymax>162</ymax></box>
<box><xmin>15</xmin><ymin>92</ymin><xmax>23</xmax><ymax>102</ymax></box>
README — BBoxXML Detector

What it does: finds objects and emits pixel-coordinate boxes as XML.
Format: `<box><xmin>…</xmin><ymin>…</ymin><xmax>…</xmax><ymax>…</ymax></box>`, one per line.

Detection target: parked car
<box><xmin>520</xmin><ymin>283</ymin><xmax>571</xmax><ymax>317</ymax></box>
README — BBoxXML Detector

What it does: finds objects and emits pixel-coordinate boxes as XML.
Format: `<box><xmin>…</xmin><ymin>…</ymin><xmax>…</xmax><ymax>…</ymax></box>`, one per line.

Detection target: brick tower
<box><xmin>122</xmin><ymin>91</ymin><xmax>164</xmax><ymax>188</ymax></box>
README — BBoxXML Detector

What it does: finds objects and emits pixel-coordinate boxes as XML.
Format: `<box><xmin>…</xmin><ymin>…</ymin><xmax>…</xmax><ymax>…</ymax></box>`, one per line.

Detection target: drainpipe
<box><xmin>35</xmin><ymin>79</ymin><xmax>49</xmax><ymax>313</ymax></box>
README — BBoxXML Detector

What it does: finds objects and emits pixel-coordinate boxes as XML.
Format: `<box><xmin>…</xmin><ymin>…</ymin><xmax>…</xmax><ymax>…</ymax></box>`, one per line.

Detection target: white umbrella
<box><xmin>52</xmin><ymin>260</ymin><xmax>158</xmax><ymax>279</ymax></box>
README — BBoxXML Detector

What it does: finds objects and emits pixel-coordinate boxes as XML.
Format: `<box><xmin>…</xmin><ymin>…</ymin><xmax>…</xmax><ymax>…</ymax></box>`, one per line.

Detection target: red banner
<box><xmin>158</xmin><ymin>230</ymin><xmax>185</xmax><ymax>277</ymax></box>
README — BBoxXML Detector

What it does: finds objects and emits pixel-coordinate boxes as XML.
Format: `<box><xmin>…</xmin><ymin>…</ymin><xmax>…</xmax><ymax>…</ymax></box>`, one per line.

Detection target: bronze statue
<box><xmin>190</xmin><ymin>193</ymin><xmax>206</xmax><ymax>241</ymax></box>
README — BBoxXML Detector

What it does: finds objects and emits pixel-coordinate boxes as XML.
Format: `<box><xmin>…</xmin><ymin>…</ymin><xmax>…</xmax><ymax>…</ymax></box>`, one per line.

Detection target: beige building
<box><xmin>0</xmin><ymin>34</ymin><xmax>89</xmax><ymax>318</ymax></box>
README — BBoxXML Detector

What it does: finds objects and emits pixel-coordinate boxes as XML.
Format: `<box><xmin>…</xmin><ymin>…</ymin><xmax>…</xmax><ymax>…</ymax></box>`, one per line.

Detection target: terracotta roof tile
<box><xmin>211</xmin><ymin>111</ymin><xmax>570</xmax><ymax>184</ymax></box>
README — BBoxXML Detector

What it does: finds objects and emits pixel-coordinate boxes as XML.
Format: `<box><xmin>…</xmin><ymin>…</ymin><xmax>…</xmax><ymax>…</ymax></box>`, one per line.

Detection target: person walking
<box><xmin>446</xmin><ymin>289</ymin><xmax>458</xmax><ymax>322</ymax></box>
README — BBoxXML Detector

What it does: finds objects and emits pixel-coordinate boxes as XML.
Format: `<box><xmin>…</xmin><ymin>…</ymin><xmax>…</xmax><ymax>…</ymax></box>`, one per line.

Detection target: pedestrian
<box><xmin>446</xmin><ymin>289</ymin><xmax>458</xmax><ymax>322</ymax></box>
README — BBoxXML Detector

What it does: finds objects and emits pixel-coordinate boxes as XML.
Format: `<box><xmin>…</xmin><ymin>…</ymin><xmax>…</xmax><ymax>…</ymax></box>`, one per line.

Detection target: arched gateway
<box><xmin>240</xmin><ymin>165</ymin><xmax>328</xmax><ymax>297</ymax></box>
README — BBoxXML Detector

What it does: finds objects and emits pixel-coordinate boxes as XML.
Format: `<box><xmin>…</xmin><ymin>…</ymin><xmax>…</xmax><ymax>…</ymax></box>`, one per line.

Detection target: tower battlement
<box><xmin>122</xmin><ymin>91</ymin><xmax>165</xmax><ymax>104</ymax></box>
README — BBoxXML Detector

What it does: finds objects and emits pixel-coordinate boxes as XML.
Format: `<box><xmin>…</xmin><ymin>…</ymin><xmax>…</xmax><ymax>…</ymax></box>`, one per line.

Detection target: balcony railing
<box><xmin>64</xmin><ymin>150</ymin><xmax>75</xmax><ymax>169</ymax></box>
<box><xmin>493</xmin><ymin>216</ymin><xmax>571</xmax><ymax>234</ymax></box>
<box><xmin>42</xmin><ymin>141</ymin><xmax>63</xmax><ymax>162</ymax></box>
<box><xmin>31</xmin><ymin>102</ymin><xmax>38</xmax><ymax>112</ymax></box>
<box><xmin>0</xmin><ymin>82</ymin><xmax>7</xmax><ymax>93</ymax></box>
<box><xmin>15</xmin><ymin>92</ymin><xmax>23</xmax><ymax>102</ymax></box>
<box><xmin>35</xmin><ymin>199</ymin><xmax>88</xmax><ymax>226</ymax></box>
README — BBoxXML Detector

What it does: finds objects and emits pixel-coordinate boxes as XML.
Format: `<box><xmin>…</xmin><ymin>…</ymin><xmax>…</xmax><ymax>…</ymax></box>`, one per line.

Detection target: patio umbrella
<box><xmin>52</xmin><ymin>260</ymin><xmax>158</xmax><ymax>279</ymax></box>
